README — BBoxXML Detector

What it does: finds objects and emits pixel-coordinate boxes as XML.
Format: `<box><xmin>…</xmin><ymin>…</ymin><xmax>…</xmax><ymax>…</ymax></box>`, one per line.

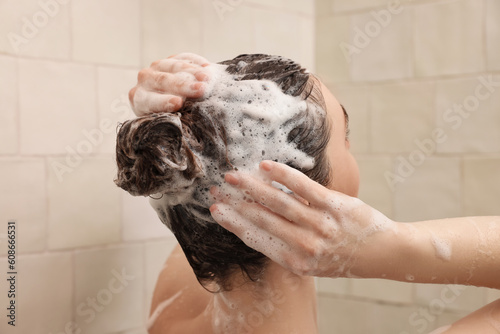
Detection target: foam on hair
<box><xmin>116</xmin><ymin>60</ymin><xmax>323</xmax><ymax>225</ymax></box>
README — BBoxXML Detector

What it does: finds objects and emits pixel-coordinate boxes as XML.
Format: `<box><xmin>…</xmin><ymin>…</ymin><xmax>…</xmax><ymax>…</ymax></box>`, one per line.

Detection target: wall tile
<box><xmin>367</xmin><ymin>302</ymin><xmax>423</xmax><ymax>334</ymax></box>
<box><xmin>436</xmin><ymin>76</ymin><xmax>500</xmax><ymax>153</ymax></box>
<box><xmin>414</xmin><ymin>0</ymin><xmax>483</xmax><ymax>77</ymax></box>
<box><xmin>486</xmin><ymin>288</ymin><xmax>500</xmax><ymax>304</ymax></box>
<box><xmin>284</xmin><ymin>0</ymin><xmax>315</xmax><ymax>15</ymax></box>
<box><xmin>436</xmin><ymin>311</ymin><xmax>472</xmax><ymax>330</ymax></box>
<box><xmin>122</xmin><ymin>194</ymin><xmax>172</xmax><ymax>241</ymax></box>
<box><xmin>316</xmin><ymin>15</ymin><xmax>352</xmax><ymax>83</ymax></box>
<box><xmin>245</xmin><ymin>0</ymin><xmax>284</xmax><ymax>8</ymax></box>
<box><xmin>318</xmin><ymin>296</ymin><xmax>421</xmax><ymax>334</ymax></box>
<box><xmin>247</xmin><ymin>0</ymin><xmax>315</xmax><ymax>16</ymax></box>
<box><xmin>0</xmin><ymin>0</ymin><xmax>70</xmax><ymax>58</ymax></box>
<box><xmin>0</xmin><ymin>158</ymin><xmax>46</xmax><ymax>254</ymax></box>
<box><xmin>414</xmin><ymin>283</ymin><xmax>486</xmax><ymax>313</ymax></box>
<box><xmin>332</xmin><ymin>0</ymin><xmax>397</xmax><ymax>13</ymax></box>
<box><xmin>317</xmin><ymin>277</ymin><xmax>351</xmax><ymax>295</ymax></box>
<box><xmin>463</xmin><ymin>157</ymin><xmax>500</xmax><ymax>216</ymax></box>
<box><xmin>318</xmin><ymin>296</ymin><xmax>370</xmax><ymax>333</ymax></box>
<box><xmin>72</xmin><ymin>0</ymin><xmax>140</xmax><ymax>66</ymax></box>
<box><xmin>97</xmin><ymin>67</ymin><xmax>137</xmax><ymax>154</ymax></box>
<box><xmin>350</xmin><ymin>8</ymin><xmax>412</xmax><ymax>82</ymax></box>
<box><xmin>19</xmin><ymin>59</ymin><xmax>97</xmax><ymax>155</ymax></box>
<box><xmin>350</xmin><ymin>279</ymin><xmax>413</xmax><ymax>304</ymax></box>
<box><xmin>356</xmin><ymin>156</ymin><xmax>394</xmax><ymax>218</ymax></box>
<box><xmin>328</xmin><ymin>84</ymin><xmax>369</xmax><ymax>153</ymax></box>
<box><xmin>0</xmin><ymin>252</ymin><xmax>73</xmax><ymax>334</ymax></box>
<box><xmin>202</xmin><ymin>4</ymin><xmax>257</xmax><ymax>62</ymax></box>
<box><xmin>393</xmin><ymin>158</ymin><xmax>461</xmax><ymax>222</ymax></box>
<box><xmin>486</xmin><ymin>0</ymin><xmax>500</xmax><ymax>71</ymax></box>
<box><xmin>74</xmin><ymin>244</ymin><xmax>145</xmax><ymax>333</ymax></box>
<box><xmin>316</xmin><ymin>0</ymin><xmax>334</xmax><ymax>18</ymax></box>
<box><xmin>370</xmin><ymin>81</ymin><xmax>435</xmax><ymax>153</ymax></box>
<box><xmin>47</xmin><ymin>157</ymin><xmax>121</xmax><ymax>249</ymax></box>
<box><xmin>254</xmin><ymin>10</ymin><xmax>315</xmax><ymax>70</ymax></box>
<box><xmin>142</xmin><ymin>0</ymin><xmax>202</xmax><ymax>67</ymax></box>
<box><xmin>144</xmin><ymin>238</ymin><xmax>178</xmax><ymax>318</ymax></box>
<box><xmin>0</xmin><ymin>56</ymin><xmax>18</xmax><ymax>154</ymax></box>
<box><xmin>299</xmin><ymin>18</ymin><xmax>316</xmax><ymax>71</ymax></box>
<box><xmin>115</xmin><ymin>328</ymin><xmax>148</xmax><ymax>334</ymax></box>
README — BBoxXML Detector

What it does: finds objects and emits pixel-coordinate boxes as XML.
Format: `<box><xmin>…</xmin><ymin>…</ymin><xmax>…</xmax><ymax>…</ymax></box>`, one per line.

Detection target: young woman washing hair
<box><xmin>128</xmin><ymin>53</ymin><xmax>500</xmax><ymax>334</ymax></box>
<box><xmin>117</xmin><ymin>53</ymin><xmax>359</xmax><ymax>333</ymax></box>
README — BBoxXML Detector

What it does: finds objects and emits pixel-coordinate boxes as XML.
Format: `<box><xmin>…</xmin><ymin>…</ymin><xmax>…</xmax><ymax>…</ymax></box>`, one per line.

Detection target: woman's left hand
<box><xmin>209</xmin><ymin>160</ymin><xmax>402</xmax><ymax>278</ymax></box>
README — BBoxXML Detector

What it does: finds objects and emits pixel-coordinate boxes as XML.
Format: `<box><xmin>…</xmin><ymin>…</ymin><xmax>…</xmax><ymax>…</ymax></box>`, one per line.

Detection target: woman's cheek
<box><xmin>350</xmin><ymin>155</ymin><xmax>360</xmax><ymax>197</ymax></box>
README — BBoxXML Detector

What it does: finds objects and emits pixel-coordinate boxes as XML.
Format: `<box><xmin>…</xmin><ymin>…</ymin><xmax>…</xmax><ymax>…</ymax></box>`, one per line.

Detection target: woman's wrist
<box><xmin>342</xmin><ymin>214</ymin><xmax>408</xmax><ymax>280</ymax></box>
<box><xmin>366</xmin><ymin>220</ymin><xmax>454</xmax><ymax>284</ymax></box>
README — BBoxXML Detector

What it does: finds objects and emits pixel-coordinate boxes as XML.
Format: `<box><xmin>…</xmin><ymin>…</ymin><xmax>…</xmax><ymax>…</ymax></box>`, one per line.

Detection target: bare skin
<box><xmin>129</xmin><ymin>54</ymin><xmax>500</xmax><ymax>334</ymax></box>
<box><xmin>148</xmin><ymin>245</ymin><xmax>318</xmax><ymax>334</ymax></box>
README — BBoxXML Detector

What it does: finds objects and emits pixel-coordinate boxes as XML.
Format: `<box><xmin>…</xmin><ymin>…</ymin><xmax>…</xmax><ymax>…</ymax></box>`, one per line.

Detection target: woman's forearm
<box><xmin>374</xmin><ymin>216</ymin><xmax>500</xmax><ymax>289</ymax></box>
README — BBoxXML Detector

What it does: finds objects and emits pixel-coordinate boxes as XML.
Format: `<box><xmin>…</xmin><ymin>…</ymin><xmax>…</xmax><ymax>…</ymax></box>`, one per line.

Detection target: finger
<box><xmin>225</xmin><ymin>172</ymin><xmax>317</xmax><ymax>227</ymax></box>
<box><xmin>171</xmin><ymin>53</ymin><xmax>210</xmax><ymax>66</ymax></box>
<box><xmin>138</xmin><ymin>67</ymin><xmax>206</xmax><ymax>98</ymax></box>
<box><xmin>210</xmin><ymin>202</ymin><xmax>296</xmax><ymax>268</ymax></box>
<box><xmin>209</xmin><ymin>186</ymin><xmax>233</xmax><ymax>204</ymax></box>
<box><xmin>258</xmin><ymin>160</ymin><xmax>331</xmax><ymax>208</ymax></box>
<box><xmin>130</xmin><ymin>86</ymin><xmax>182</xmax><ymax>115</ymax></box>
<box><xmin>133</xmin><ymin>87</ymin><xmax>183</xmax><ymax>116</ymax></box>
<box><xmin>150</xmin><ymin>59</ymin><xmax>210</xmax><ymax>82</ymax></box>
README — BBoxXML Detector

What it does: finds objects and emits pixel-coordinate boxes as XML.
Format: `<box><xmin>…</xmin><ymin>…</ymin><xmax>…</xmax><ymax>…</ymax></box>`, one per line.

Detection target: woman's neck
<box><xmin>203</xmin><ymin>262</ymin><xmax>318</xmax><ymax>334</ymax></box>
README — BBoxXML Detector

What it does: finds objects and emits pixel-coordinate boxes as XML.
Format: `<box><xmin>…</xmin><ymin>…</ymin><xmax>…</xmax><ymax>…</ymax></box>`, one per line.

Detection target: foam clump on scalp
<box><xmin>202</xmin><ymin>63</ymin><xmax>314</xmax><ymax>171</ymax></box>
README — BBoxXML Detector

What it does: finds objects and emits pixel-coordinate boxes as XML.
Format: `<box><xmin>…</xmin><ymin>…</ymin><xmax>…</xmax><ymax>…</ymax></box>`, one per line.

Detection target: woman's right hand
<box><xmin>210</xmin><ymin>160</ymin><xmax>404</xmax><ymax>279</ymax></box>
<box><xmin>129</xmin><ymin>53</ymin><xmax>211</xmax><ymax>116</ymax></box>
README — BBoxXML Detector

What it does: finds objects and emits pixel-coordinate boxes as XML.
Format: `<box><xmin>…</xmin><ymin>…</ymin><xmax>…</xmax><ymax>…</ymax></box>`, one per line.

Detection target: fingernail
<box><xmin>169</xmin><ymin>96</ymin><xmax>182</xmax><ymax>108</ymax></box>
<box><xmin>190</xmin><ymin>82</ymin><xmax>204</xmax><ymax>91</ymax></box>
<box><xmin>201</xmin><ymin>63</ymin><xmax>210</xmax><ymax>67</ymax></box>
<box><xmin>209</xmin><ymin>186</ymin><xmax>217</xmax><ymax>195</ymax></box>
<box><xmin>225</xmin><ymin>172</ymin><xmax>240</xmax><ymax>186</ymax></box>
<box><xmin>260</xmin><ymin>160</ymin><xmax>272</xmax><ymax>172</ymax></box>
<box><xmin>209</xmin><ymin>204</ymin><xmax>217</xmax><ymax>213</ymax></box>
<box><xmin>195</xmin><ymin>72</ymin><xmax>209</xmax><ymax>82</ymax></box>
<box><xmin>209</xmin><ymin>186</ymin><xmax>221</xmax><ymax>200</ymax></box>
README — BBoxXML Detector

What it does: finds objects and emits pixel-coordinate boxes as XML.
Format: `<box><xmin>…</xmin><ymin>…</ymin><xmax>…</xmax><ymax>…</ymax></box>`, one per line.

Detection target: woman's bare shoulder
<box><xmin>148</xmin><ymin>244</ymin><xmax>213</xmax><ymax>334</ymax></box>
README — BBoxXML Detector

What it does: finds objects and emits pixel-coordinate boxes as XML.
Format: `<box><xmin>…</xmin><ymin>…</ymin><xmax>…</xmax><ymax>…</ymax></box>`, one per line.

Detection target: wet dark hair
<box><xmin>115</xmin><ymin>54</ymin><xmax>331</xmax><ymax>291</ymax></box>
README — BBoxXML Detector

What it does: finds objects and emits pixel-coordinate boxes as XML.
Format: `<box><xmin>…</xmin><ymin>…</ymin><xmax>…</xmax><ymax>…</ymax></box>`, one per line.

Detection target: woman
<box><xmin>129</xmin><ymin>53</ymin><xmax>500</xmax><ymax>333</ymax></box>
<box><xmin>116</xmin><ymin>54</ymin><xmax>358</xmax><ymax>333</ymax></box>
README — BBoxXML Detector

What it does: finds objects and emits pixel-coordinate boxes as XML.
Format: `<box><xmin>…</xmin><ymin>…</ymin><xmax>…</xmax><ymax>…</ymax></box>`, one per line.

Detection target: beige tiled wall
<box><xmin>316</xmin><ymin>0</ymin><xmax>500</xmax><ymax>333</ymax></box>
<box><xmin>0</xmin><ymin>1</ymin><xmax>315</xmax><ymax>334</ymax></box>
